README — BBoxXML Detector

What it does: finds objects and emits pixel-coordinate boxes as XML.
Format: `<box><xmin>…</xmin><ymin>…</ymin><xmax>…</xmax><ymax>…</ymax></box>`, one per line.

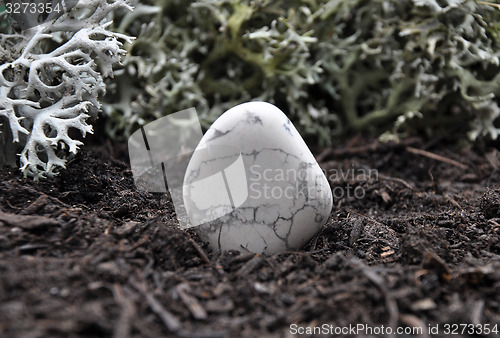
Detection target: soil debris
<box><xmin>1</xmin><ymin>137</ymin><xmax>499</xmax><ymax>337</ymax></box>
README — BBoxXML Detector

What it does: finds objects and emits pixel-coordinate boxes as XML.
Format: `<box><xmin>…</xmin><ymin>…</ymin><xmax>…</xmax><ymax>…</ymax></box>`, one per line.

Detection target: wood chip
<box><xmin>380</xmin><ymin>189</ymin><xmax>392</xmax><ymax>203</ymax></box>
<box><xmin>176</xmin><ymin>283</ymin><xmax>207</xmax><ymax>320</ymax></box>
<box><xmin>411</xmin><ymin>298</ymin><xmax>437</xmax><ymax>311</ymax></box>
<box><xmin>399</xmin><ymin>314</ymin><xmax>430</xmax><ymax>338</ymax></box>
<box><xmin>131</xmin><ymin>277</ymin><xmax>181</xmax><ymax>333</ymax></box>
<box><xmin>236</xmin><ymin>255</ymin><xmax>264</xmax><ymax>276</ymax></box>
<box><xmin>0</xmin><ymin>210</ymin><xmax>60</xmax><ymax>231</ymax></box>
<box><xmin>112</xmin><ymin>284</ymin><xmax>136</xmax><ymax>338</ymax></box>
<box><xmin>380</xmin><ymin>249</ymin><xmax>395</xmax><ymax>257</ymax></box>
<box><xmin>113</xmin><ymin>221</ymin><xmax>139</xmax><ymax>237</ymax></box>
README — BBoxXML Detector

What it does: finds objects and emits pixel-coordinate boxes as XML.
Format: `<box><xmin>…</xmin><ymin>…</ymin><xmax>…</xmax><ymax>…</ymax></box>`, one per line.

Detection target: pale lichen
<box><xmin>105</xmin><ymin>0</ymin><xmax>500</xmax><ymax>145</ymax></box>
<box><xmin>104</xmin><ymin>0</ymin><xmax>336</xmax><ymax>143</ymax></box>
<box><xmin>0</xmin><ymin>0</ymin><xmax>132</xmax><ymax>179</ymax></box>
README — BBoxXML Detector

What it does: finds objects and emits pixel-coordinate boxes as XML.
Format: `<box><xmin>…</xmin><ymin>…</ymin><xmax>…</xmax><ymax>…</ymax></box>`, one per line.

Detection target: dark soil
<box><xmin>0</xmin><ymin>135</ymin><xmax>499</xmax><ymax>338</ymax></box>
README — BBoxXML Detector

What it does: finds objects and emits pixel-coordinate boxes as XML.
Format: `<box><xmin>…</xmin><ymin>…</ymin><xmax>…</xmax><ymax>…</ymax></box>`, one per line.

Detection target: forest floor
<box><xmin>0</xmin><ymin>134</ymin><xmax>499</xmax><ymax>338</ymax></box>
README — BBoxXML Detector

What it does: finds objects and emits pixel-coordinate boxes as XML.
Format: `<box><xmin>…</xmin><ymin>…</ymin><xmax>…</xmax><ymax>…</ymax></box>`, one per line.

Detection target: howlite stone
<box><xmin>183</xmin><ymin>102</ymin><xmax>332</xmax><ymax>253</ymax></box>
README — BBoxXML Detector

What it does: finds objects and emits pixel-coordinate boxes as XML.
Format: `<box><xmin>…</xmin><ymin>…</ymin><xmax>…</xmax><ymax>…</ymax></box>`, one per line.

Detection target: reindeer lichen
<box><xmin>0</xmin><ymin>0</ymin><xmax>132</xmax><ymax>179</ymax></box>
<box><xmin>105</xmin><ymin>0</ymin><xmax>500</xmax><ymax>145</ymax></box>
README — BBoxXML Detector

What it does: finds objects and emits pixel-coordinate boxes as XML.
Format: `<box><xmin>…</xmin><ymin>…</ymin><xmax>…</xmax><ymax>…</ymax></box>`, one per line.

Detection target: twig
<box><xmin>485</xmin><ymin>150</ymin><xmax>500</xmax><ymax>170</ymax></box>
<box><xmin>316</xmin><ymin>137</ymin><xmax>420</xmax><ymax>162</ymax></box>
<box><xmin>188</xmin><ymin>237</ymin><xmax>210</xmax><ymax>264</ymax></box>
<box><xmin>130</xmin><ymin>276</ymin><xmax>181</xmax><ymax>333</ymax></box>
<box><xmin>176</xmin><ymin>283</ymin><xmax>207</xmax><ymax>320</ymax></box>
<box><xmin>112</xmin><ymin>284</ymin><xmax>136</xmax><ymax>338</ymax></box>
<box><xmin>471</xmin><ymin>299</ymin><xmax>485</xmax><ymax>325</ymax></box>
<box><xmin>445</xmin><ymin>194</ymin><xmax>463</xmax><ymax>210</ymax></box>
<box><xmin>378</xmin><ymin>174</ymin><xmax>415</xmax><ymax>190</ymax></box>
<box><xmin>406</xmin><ymin>146</ymin><xmax>468</xmax><ymax>170</ymax></box>
<box><xmin>316</xmin><ymin>143</ymin><xmax>379</xmax><ymax>161</ymax></box>
<box><xmin>399</xmin><ymin>314</ymin><xmax>430</xmax><ymax>338</ymax></box>
<box><xmin>228</xmin><ymin>252</ymin><xmax>258</xmax><ymax>266</ymax></box>
<box><xmin>488</xmin><ymin>219</ymin><xmax>500</xmax><ymax>228</ymax></box>
<box><xmin>350</xmin><ymin>210</ymin><xmax>387</xmax><ymax>230</ymax></box>
<box><xmin>350</xmin><ymin>258</ymin><xmax>399</xmax><ymax>332</ymax></box>
<box><xmin>0</xmin><ymin>209</ymin><xmax>61</xmax><ymax>230</ymax></box>
<box><xmin>144</xmin><ymin>292</ymin><xmax>181</xmax><ymax>333</ymax></box>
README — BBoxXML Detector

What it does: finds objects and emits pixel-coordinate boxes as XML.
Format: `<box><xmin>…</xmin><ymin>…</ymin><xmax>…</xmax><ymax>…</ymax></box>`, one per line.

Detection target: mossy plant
<box><xmin>105</xmin><ymin>0</ymin><xmax>500</xmax><ymax>145</ymax></box>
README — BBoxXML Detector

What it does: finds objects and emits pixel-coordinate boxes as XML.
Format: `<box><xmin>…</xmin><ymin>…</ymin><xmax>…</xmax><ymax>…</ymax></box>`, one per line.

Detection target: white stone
<box><xmin>183</xmin><ymin>102</ymin><xmax>332</xmax><ymax>254</ymax></box>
